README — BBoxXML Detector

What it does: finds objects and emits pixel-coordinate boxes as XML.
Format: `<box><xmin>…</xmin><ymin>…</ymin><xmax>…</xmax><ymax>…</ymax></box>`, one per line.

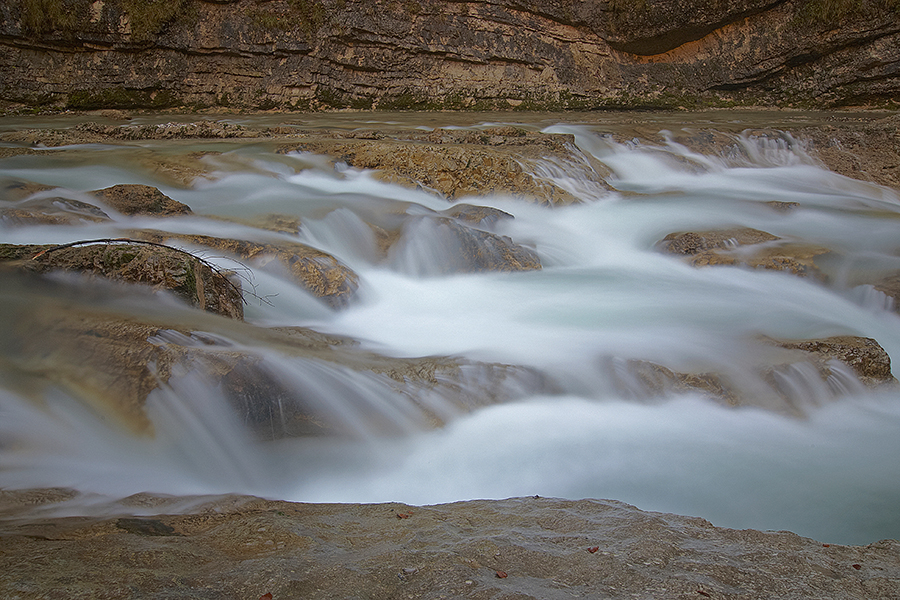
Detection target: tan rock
<box><xmin>0</xmin><ymin>241</ymin><xmax>243</xmax><ymax>319</ymax></box>
<box><xmin>136</xmin><ymin>231</ymin><xmax>359</xmax><ymax>309</ymax></box>
<box><xmin>93</xmin><ymin>184</ymin><xmax>193</xmax><ymax>216</ymax></box>
<box><xmin>0</xmin><ymin>493</ymin><xmax>898</xmax><ymax>600</ymax></box>
<box><xmin>660</xmin><ymin>228</ymin><xmax>829</xmax><ymax>279</ymax></box>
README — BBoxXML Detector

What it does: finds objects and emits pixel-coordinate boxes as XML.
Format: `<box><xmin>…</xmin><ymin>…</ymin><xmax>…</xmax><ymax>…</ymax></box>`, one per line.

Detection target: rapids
<box><xmin>1</xmin><ymin>112</ymin><xmax>900</xmax><ymax>545</ymax></box>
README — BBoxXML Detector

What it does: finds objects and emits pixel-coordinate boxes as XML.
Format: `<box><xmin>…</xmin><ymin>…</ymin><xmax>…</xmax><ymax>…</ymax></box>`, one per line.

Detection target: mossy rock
<box><xmin>0</xmin><ymin>242</ymin><xmax>243</xmax><ymax>319</ymax></box>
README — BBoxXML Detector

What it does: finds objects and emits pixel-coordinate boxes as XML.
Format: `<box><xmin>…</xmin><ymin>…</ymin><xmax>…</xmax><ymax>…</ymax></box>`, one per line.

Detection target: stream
<box><xmin>1</xmin><ymin>111</ymin><xmax>899</xmax><ymax>545</ymax></box>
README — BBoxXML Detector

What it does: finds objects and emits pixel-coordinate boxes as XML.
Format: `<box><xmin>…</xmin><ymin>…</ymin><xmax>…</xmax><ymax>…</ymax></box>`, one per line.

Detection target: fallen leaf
<box><xmin>396</xmin><ymin>512</ymin><xmax>412</xmax><ymax>519</ymax></box>
<box><xmin>259</xmin><ymin>593</ymin><xmax>273</xmax><ymax>600</ymax></box>
<box><xmin>852</xmin><ymin>564</ymin><xmax>862</xmax><ymax>570</ymax></box>
<box><xmin>495</xmin><ymin>570</ymin><xmax>508</xmax><ymax>578</ymax></box>
<box><xmin>588</xmin><ymin>546</ymin><xmax>599</xmax><ymax>553</ymax></box>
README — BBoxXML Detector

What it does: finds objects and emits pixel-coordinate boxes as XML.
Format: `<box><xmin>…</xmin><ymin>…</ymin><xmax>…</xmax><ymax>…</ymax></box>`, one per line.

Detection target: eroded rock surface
<box><xmin>93</xmin><ymin>183</ymin><xmax>193</xmax><ymax>216</ymax></box>
<box><xmin>0</xmin><ymin>241</ymin><xmax>244</xmax><ymax>319</ymax></box>
<box><xmin>282</xmin><ymin>127</ymin><xmax>593</xmax><ymax>205</ymax></box>
<box><xmin>136</xmin><ymin>231</ymin><xmax>360</xmax><ymax>309</ymax></box>
<box><xmin>0</xmin><ymin>270</ymin><xmax>547</xmax><ymax>436</ymax></box>
<box><xmin>606</xmin><ymin>335</ymin><xmax>897</xmax><ymax>415</ymax></box>
<box><xmin>3</xmin><ymin>0</ymin><xmax>897</xmax><ymax>111</ymax></box>
<box><xmin>0</xmin><ymin>492</ymin><xmax>898</xmax><ymax>600</ymax></box>
<box><xmin>659</xmin><ymin>227</ymin><xmax>829</xmax><ymax>279</ymax></box>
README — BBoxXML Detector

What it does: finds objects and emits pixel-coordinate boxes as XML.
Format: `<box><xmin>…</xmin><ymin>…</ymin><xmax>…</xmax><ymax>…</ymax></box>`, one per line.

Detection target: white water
<box><xmin>2</xmin><ymin>114</ymin><xmax>900</xmax><ymax>544</ymax></box>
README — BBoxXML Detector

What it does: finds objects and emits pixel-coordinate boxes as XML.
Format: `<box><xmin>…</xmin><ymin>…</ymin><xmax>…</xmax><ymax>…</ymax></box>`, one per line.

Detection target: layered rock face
<box><xmin>1</xmin><ymin>0</ymin><xmax>898</xmax><ymax>111</ymax></box>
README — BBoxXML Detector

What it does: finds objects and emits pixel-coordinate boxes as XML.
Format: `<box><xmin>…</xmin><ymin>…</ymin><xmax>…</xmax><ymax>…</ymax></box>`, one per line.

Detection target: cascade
<box><xmin>1</xmin><ymin>114</ymin><xmax>899</xmax><ymax>544</ymax></box>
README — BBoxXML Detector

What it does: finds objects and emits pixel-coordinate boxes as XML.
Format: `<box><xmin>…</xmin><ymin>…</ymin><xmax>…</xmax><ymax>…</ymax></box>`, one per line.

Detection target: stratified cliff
<box><xmin>0</xmin><ymin>0</ymin><xmax>899</xmax><ymax>111</ymax></box>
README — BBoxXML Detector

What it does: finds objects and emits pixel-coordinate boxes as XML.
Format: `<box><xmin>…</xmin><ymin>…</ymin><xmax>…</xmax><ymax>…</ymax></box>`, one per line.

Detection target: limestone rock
<box><xmin>389</xmin><ymin>216</ymin><xmax>542</xmax><ymax>275</ymax></box>
<box><xmin>873</xmin><ymin>273</ymin><xmax>900</xmax><ymax>313</ymax></box>
<box><xmin>660</xmin><ymin>228</ymin><xmax>828</xmax><ymax>279</ymax></box>
<box><xmin>0</xmin><ymin>271</ymin><xmax>547</xmax><ymax>437</ymax></box>
<box><xmin>93</xmin><ymin>184</ymin><xmax>193</xmax><ymax>216</ymax></box>
<box><xmin>0</xmin><ymin>196</ymin><xmax>111</xmax><ymax>226</ymax></box>
<box><xmin>1</xmin><ymin>0</ymin><xmax>898</xmax><ymax>110</ymax></box>
<box><xmin>605</xmin><ymin>335</ymin><xmax>896</xmax><ymax>415</ymax></box>
<box><xmin>602</xmin><ymin>0</ymin><xmax>785</xmax><ymax>55</ymax></box>
<box><xmin>136</xmin><ymin>232</ymin><xmax>359</xmax><ymax>308</ymax></box>
<box><xmin>0</xmin><ymin>241</ymin><xmax>244</xmax><ymax>319</ymax></box>
<box><xmin>1</xmin><ymin>493</ymin><xmax>899</xmax><ymax>600</ymax></box>
<box><xmin>288</xmin><ymin>129</ymin><xmax>586</xmax><ymax>205</ymax></box>
<box><xmin>771</xmin><ymin>336</ymin><xmax>896</xmax><ymax>387</ymax></box>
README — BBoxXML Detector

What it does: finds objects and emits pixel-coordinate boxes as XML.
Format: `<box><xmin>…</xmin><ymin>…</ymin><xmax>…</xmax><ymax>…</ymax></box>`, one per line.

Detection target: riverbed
<box><xmin>1</xmin><ymin>110</ymin><xmax>899</xmax><ymax>545</ymax></box>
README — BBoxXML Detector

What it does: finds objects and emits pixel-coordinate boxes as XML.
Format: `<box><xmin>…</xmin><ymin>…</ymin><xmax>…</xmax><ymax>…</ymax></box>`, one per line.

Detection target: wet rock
<box><xmin>93</xmin><ymin>184</ymin><xmax>193</xmax><ymax>216</ymax></box>
<box><xmin>441</xmin><ymin>203</ymin><xmax>514</xmax><ymax>228</ymax></box>
<box><xmin>0</xmin><ymin>196</ymin><xmax>111</xmax><ymax>226</ymax></box>
<box><xmin>659</xmin><ymin>227</ymin><xmax>828</xmax><ymax>279</ymax></box>
<box><xmin>389</xmin><ymin>216</ymin><xmax>541</xmax><ymax>275</ymax></box>
<box><xmin>136</xmin><ymin>232</ymin><xmax>359</xmax><ymax>308</ymax></box>
<box><xmin>873</xmin><ymin>274</ymin><xmax>900</xmax><ymax>313</ymax></box>
<box><xmin>288</xmin><ymin>130</ymin><xmax>589</xmax><ymax>205</ymax></box>
<box><xmin>770</xmin><ymin>336</ymin><xmax>896</xmax><ymax>388</ymax></box>
<box><xmin>0</xmin><ymin>271</ymin><xmax>546</xmax><ymax>437</ymax></box>
<box><xmin>606</xmin><ymin>336</ymin><xmax>895</xmax><ymax>415</ymax></box>
<box><xmin>0</xmin><ymin>241</ymin><xmax>243</xmax><ymax>319</ymax></box>
<box><xmin>1</xmin><ymin>493</ymin><xmax>898</xmax><ymax>600</ymax></box>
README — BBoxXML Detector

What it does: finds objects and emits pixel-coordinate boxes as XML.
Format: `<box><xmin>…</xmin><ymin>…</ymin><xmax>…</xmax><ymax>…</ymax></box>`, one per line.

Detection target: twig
<box><xmin>30</xmin><ymin>237</ymin><xmax>251</xmax><ymax>305</ymax></box>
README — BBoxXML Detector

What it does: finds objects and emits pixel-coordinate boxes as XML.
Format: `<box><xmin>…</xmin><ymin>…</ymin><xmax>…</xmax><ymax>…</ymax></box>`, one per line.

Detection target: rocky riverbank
<box><xmin>1</xmin><ymin>490</ymin><xmax>899</xmax><ymax>599</ymax></box>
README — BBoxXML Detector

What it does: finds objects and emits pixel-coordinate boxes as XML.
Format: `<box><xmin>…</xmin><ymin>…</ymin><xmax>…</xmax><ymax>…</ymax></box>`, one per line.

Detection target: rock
<box><xmin>1</xmin><ymin>493</ymin><xmax>899</xmax><ymax>600</ymax></box>
<box><xmin>93</xmin><ymin>184</ymin><xmax>193</xmax><ymax>216</ymax></box>
<box><xmin>0</xmin><ymin>270</ymin><xmax>547</xmax><ymax>437</ymax></box>
<box><xmin>0</xmin><ymin>196</ymin><xmax>111</xmax><ymax>226</ymax></box>
<box><xmin>0</xmin><ymin>241</ymin><xmax>244</xmax><ymax>319</ymax></box>
<box><xmin>770</xmin><ymin>336</ymin><xmax>896</xmax><ymax>388</ymax></box>
<box><xmin>441</xmin><ymin>203</ymin><xmax>515</xmax><ymax>227</ymax></box>
<box><xmin>605</xmin><ymin>336</ymin><xmax>896</xmax><ymax>415</ymax></box>
<box><xmin>388</xmin><ymin>216</ymin><xmax>542</xmax><ymax>275</ymax></box>
<box><xmin>602</xmin><ymin>0</ymin><xmax>785</xmax><ymax>55</ymax></box>
<box><xmin>1</xmin><ymin>0</ymin><xmax>898</xmax><ymax>110</ymax></box>
<box><xmin>659</xmin><ymin>228</ymin><xmax>828</xmax><ymax>279</ymax></box>
<box><xmin>873</xmin><ymin>274</ymin><xmax>900</xmax><ymax>313</ymax></box>
<box><xmin>135</xmin><ymin>231</ymin><xmax>359</xmax><ymax>308</ymax></box>
<box><xmin>287</xmin><ymin>129</ymin><xmax>587</xmax><ymax>205</ymax></box>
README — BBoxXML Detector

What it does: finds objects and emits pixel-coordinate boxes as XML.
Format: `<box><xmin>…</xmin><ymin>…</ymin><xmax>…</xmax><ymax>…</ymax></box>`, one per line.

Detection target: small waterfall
<box><xmin>1</xmin><ymin>113</ymin><xmax>900</xmax><ymax>544</ymax></box>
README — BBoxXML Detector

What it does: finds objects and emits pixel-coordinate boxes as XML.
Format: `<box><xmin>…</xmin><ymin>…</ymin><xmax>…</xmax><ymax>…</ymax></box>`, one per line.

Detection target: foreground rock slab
<box><xmin>0</xmin><ymin>492</ymin><xmax>897</xmax><ymax>600</ymax></box>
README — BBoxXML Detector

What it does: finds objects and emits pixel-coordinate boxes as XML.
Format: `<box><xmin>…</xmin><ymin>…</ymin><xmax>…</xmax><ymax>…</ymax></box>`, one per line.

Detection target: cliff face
<box><xmin>0</xmin><ymin>0</ymin><xmax>898</xmax><ymax>111</ymax></box>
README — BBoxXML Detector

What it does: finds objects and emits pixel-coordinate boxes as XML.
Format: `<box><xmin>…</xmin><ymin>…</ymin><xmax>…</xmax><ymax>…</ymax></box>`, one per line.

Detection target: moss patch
<box><xmin>66</xmin><ymin>87</ymin><xmax>178</xmax><ymax>110</ymax></box>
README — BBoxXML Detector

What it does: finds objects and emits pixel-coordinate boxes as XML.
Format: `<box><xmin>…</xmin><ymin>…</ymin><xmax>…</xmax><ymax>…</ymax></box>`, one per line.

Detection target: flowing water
<box><xmin>1</xmin><ymin>112</ymin><xmax>900</xmax><ymax>544</ymax></box>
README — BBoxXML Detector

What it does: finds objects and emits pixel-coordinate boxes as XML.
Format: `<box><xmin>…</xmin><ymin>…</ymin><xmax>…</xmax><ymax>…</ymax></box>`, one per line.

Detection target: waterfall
<box><xmin>1</xmin><ymin>114</ymin><xmax>899</xmax><ymax>544</ymax></box>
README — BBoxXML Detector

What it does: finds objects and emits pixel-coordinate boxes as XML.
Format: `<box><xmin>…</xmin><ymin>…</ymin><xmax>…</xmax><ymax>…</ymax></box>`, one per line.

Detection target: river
<box><xmin>1</xmin><ymin>111</ymin><xmax>899</xmax><ymax>545</ymax></box>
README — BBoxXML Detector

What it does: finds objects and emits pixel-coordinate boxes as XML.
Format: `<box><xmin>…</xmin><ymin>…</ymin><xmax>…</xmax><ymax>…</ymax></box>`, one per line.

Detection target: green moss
<box><xmin>798</xmin><ymin>0</ymin><xmax>899</xmax><ymax>23</ymax></box>
<box><xmin>18</xmin><ymin>0</ymin><xmax>193</xmax><ymax>40</ymax></box>
<box><xmin>66</xmin><ymin>87</ymin><xmax>178</xmax><ymax>110</ymax></box>
<box><xmin>251</xmin><ymin>0</ymin><xmax>326</xmax><ymax>36</ymax></box>
<box><xmin>19</xmin><ymin>0</ymin><xmax>89</xmax><ymax>36</ymax></box>
<box><xmin>113</xmin><ymin>0</ymin><xmax>193</xmax><ymax>41</ymax></box>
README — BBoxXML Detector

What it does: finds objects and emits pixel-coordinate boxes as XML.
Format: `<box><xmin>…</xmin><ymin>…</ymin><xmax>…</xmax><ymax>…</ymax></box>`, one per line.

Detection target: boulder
<box><xmin>0</xmin><ymin>241</ymin><xmax>243</xmax><ymax>319</ymax></box>
<box><xmin>135</xmin><ymin>232</ymin><xmax>359</xmax><ymax>308</ymax></box>
<box><xmin>605</xmin><ymin>335</ymin><xmax>896</xmax><ymax>415</ymax></box>
<box><xmin>659</xmin><ymin>228</ymin><xmax>828</xmax><ymax>279</ymax></box>
<box><xmin>287</xmin><ymin>129</ymin><xmax>592</xmax><ymax>205</ymax></box>
<box><xmin>0</xmin><ymin>271</ymin><xmax>548</xmax><ymax>437</ymax></box>
<box><xmin>873</xmin><ymin>273</ymin><xmax>900</xmax><ymax>313</ymax></box>
<box><xmin>388</xmin><ymin>216</ymin><xmax>541</xmax><ymax>275</ymax></box>
<box><xmin>93</xmin><ymin>184</ymin><xmax>193</xmax><ymax>216</ymax></box>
